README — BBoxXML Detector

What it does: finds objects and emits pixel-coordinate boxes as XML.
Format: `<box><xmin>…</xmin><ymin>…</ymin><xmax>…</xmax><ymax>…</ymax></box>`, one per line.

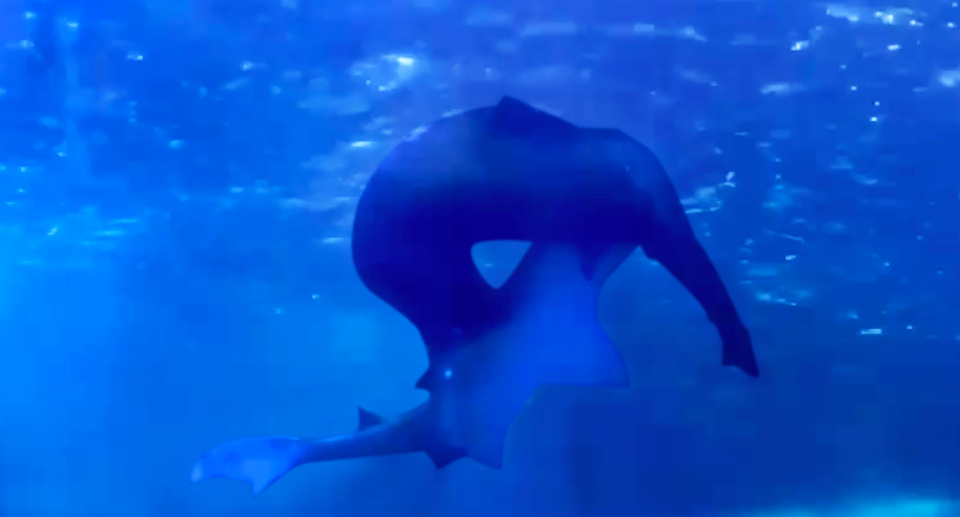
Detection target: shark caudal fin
<box><xmin>191</xmin><ymin>435</ymin><xmax>306</xmax><ymax>496</ymax></box>
<box><xmin>191</xmin><ymin>407</ymin><xmax>421</xmax><ymax>495</ymax></box>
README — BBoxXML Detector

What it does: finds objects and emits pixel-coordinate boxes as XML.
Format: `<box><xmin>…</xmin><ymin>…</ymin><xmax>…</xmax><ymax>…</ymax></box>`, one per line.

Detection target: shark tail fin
<box><xmin>191</xmin><ymin>435</ymin><xmax>306</xmax><ymax>497</ymax></box>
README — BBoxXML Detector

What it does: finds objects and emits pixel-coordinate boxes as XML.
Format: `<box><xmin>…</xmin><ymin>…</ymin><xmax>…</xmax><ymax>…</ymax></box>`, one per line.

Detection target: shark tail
<box><xmin>191</xmin><ymin>407</ymin><xmax>395</xmax><ymax>496</ymax></box>
<box><xmin>191</xmin><ymin>435</ymin><xmax>307</xmax><ymax>496</ymax></box>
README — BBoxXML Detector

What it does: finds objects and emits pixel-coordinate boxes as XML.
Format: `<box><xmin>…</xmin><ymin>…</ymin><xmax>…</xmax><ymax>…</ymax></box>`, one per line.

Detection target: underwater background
<box><xmin>1</xmin><ymin>0</ymin><xmax>959</xmax><ymax>515</ymax></box>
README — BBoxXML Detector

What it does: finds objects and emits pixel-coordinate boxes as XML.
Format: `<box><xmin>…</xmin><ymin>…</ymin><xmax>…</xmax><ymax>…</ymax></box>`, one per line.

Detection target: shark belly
<box><xmin>431</xmin><ymin>242</ymin><xmax>630</xmax><ymax>468</ymax></box>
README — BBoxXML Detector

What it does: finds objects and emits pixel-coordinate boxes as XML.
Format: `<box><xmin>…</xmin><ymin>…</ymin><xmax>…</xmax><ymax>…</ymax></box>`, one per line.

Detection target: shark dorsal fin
<box><xmin>490</xmin><ymin>97</ymin><xmax>578</xmax><ymax>139</ymax></box>
<box><xmin>357</xmin><ymin>407</ymin><xmax>383</xmax><ymax>431</ymax></box>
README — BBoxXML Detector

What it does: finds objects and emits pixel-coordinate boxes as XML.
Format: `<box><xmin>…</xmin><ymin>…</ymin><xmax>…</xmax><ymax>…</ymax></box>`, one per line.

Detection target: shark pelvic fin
<box><xmin>424</xmin><ymin>444</ymin><xmax>467</xmax><ymax>469</ymax></box>
<box><xmin>415</xmin><ymin>368</ymin><xmax>444</xmax><ymax>394</ymax></box>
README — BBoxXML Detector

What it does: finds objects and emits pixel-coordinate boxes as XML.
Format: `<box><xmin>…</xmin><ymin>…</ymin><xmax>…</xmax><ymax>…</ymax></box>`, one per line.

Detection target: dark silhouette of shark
<box><xmin>191</xmin><ymin>96</ymin><xmax>759</xmax><ymax>496</ymax></box>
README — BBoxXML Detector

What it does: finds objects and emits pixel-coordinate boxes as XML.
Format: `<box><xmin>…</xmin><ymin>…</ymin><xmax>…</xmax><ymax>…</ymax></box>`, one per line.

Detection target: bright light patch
<box><xmin>743</xmin><ymin>497</ymin><xmax>956</xmax><ymax>517</ymax></box>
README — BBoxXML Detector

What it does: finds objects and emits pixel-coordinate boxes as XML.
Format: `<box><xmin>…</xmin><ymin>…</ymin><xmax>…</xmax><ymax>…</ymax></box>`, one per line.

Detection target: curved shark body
<box><xmin>191</xmin><ymin>97</ymin><xmax>758</xmax><ymax>495</ymax></box>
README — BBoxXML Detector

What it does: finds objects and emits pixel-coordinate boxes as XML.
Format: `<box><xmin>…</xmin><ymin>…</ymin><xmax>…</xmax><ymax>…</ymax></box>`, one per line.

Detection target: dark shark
<box><xmin>191</xmin><ymin>97</ymin><xmax>759</xmax><ymax>495</ymax></box>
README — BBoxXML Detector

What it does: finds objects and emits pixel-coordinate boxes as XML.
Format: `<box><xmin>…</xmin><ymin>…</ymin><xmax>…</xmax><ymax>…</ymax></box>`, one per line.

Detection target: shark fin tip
<box><xmin>721</xmin><ymin>325</ymin><xmax>760</xmax><ymax>378</ymax></box>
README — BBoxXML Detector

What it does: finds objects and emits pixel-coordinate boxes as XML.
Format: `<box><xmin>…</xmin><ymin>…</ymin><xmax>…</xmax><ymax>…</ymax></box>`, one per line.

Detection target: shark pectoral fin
<box><xmin>613</xmin><ymin>136</ymin><xmax>759</xmax><ymax>378</ymax></box>
<box><xmin>191</xmin><ymin>436</ymin><xmax>306</xmax><ymax>496</ymax></box>
<box><xmin>642</xmin><ymin>220</ymin><xmax>760</xmax><ymax>378</ymax></box>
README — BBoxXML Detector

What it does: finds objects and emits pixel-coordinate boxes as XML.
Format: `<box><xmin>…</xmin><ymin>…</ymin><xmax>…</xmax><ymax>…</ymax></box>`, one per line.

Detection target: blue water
<box><xmin>1</xmin><ymin>0</ymin><xmax>959</xmax><ymax>515</ymax></box>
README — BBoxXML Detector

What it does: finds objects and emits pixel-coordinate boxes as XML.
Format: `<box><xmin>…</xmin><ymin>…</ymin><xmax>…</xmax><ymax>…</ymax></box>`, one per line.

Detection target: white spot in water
<box><xmin>444</xmin><ymin>369</ymin><xmax>453</xmax><ymax>379</ymax></box>
<box><xmin>405</xmin><ymin>125</ymin><xmax>430</xmax><ymax>142</ymax></box>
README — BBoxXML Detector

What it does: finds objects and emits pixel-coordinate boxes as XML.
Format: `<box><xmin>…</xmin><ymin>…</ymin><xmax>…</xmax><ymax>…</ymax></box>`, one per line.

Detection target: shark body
<box><xmin>191</xmin><ymin>97</ymin><xmax>758</xmax><ymax>495</ymax></box>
